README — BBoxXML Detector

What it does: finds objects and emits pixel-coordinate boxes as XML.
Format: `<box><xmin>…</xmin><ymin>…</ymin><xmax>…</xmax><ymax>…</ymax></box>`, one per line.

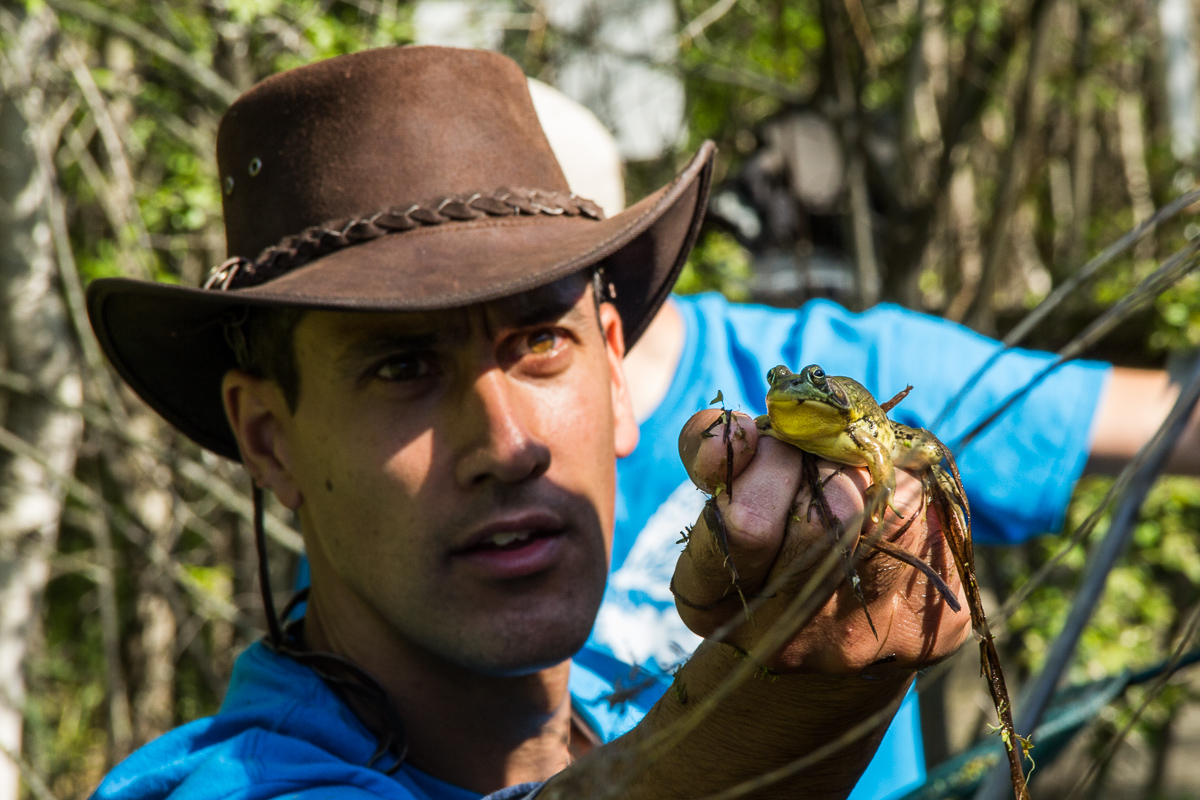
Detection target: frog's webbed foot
<box><xmin>862</xmin><ymin>483</ymin><xmax>895</xmax><ymax>526</ymax></box>
<box><xmin>864</xmin><ymin>534</ymin><xmax>963</xmax><ymax>613</ymax></box>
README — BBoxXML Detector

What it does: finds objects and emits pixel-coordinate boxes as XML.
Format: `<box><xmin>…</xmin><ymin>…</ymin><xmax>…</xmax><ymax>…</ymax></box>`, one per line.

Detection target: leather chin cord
<box><xmin>251</xmin><ymin>483</ymin><xmax>409</xmax><ymax>773</ymax></box>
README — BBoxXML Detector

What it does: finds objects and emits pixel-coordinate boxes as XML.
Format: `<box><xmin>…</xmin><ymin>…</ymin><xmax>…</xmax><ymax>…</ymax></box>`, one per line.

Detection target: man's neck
<box><xmin>304</xmin><ymin>595</ymin><xmax>575</xmax><ymax>793</ymax></box>
<box><xmin>623</xmin><ymin>299</ymin><xmax>685</xmax><ymax>423</ymax></box>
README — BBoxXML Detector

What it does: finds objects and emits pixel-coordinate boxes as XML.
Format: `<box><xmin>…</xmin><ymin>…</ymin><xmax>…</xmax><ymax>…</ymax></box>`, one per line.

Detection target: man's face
<box><xmin>228</xmin><ymin>274</ymin><xmax>638</xmax><ymax>675</ymax></box>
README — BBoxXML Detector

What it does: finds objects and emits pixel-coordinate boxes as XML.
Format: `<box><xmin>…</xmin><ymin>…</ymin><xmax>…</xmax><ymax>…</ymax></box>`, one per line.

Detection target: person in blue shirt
<box><xmin>269</xmin><ymin>53</ymin><xmax>1200</xmax><ymax>799</ymax></box>
<box><xmin>586</xmin><ymin>291</ymin><xmax>1200</xmax><ymax>799</ymax></box>
<box><xmin>85</xmin><ymin>46</ymin><xmax>971</xmax><ymax>800</ymax></box>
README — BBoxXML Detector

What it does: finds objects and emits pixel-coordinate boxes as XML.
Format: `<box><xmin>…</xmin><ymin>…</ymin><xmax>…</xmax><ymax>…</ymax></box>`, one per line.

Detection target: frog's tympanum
<box><xmin>747</xmin><ymin>364</ymin><xmax>1031</xmax><ymax>800</ymax></box>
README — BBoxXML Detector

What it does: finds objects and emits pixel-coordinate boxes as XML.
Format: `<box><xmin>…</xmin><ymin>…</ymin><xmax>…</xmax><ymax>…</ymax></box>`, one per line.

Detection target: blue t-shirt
<box><xmin>91</xmin><ymin>642</ymin><xmax>666</xmax><ymax>800</ymax></box>
<box><xmin>206</xmin><ymin>294</ymin><xmax>1108</xmax><ymax>800</ymax></box>
<box><xmin>585</xmin><ymin>293</ymin><xmax>1109</xmax><ymax>800</ymax></box>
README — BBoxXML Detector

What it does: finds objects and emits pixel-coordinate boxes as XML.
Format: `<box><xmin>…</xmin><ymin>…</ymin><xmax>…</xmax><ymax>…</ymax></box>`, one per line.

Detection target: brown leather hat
<box><xmin>86</xmin><ymin>46</ymin><xmax>714</xmax><ymax>460</ymax></box>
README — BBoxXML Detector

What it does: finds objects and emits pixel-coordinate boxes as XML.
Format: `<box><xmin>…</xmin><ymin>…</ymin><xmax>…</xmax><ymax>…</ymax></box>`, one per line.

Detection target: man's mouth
<box><xmin>476</xmin><ymin>530</ymin><xmax>545</xmax><ymax>550</ymax></box>
<box><xmin>452</xmin><ymin>511</ymin><xmax>571</xmax><ymax>579</ymax></box>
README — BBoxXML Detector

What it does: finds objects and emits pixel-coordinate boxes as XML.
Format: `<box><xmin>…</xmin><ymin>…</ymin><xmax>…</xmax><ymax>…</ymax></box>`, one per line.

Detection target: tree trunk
<box><xmin>117</xmin><ymin>411</ymin><xmax>179</xmax><ymax>745</ymax></box>
<box><xmin>0</xmin><ymin>10</ymin><xmax>85</xmax><ymax>800</ymax></box>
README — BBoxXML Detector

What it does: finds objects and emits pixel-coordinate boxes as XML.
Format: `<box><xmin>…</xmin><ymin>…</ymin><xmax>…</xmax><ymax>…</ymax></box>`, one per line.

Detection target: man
<box><xmin>85</xmin><ymin>46</ymin><xmax>969</xmax><ymax>800</ymax></box>
<box><xmin>279</xmin><ymin>64</ymin><xmax>1200</xmax><ymax>799</ymax></box>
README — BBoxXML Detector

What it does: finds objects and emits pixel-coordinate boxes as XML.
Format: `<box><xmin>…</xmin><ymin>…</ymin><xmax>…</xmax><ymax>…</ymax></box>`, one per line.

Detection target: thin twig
<box><xmin>679</xmin><ymin>0</ymin><xmax>741</xmax><ymax>48</ymax></box>
<box><xmin>963</xmin><ymin>0</ymin><xmax>1055</xmax><ymax>330</ymax></box>
<box><xmin>0</xmin><ymin>741</ymin><xmax>57</xmax><ymax>800</ymax></box>
<box><xmin>976</xmin><ymin>353</ymin><xmax>1200</xmax><ymax>800</ymax></box>
<box><xmin>0</xmin><ymin>423</ymin><xmax>259</xmax><ymax>637</ymax></box>
<box><xmin>83</xmin><ymin>508</ymin><xmax>134</xmax><ymax>756</ymax></box>
<box><xmin>932</xmin><ymin>187</ymin><xmax>1200</xmax><ymax>431</ymax></box>
<box><xmin>1063</xmin><ymin>598</ymin><xmax>1200</xmax><ymax>800</ymax></box>
<box><xmin>24</xmin><ymin>85</ymin><xmax>129</xmax><ymax>421</ymax></box>
<box><xmin>44</xmin><ymin>0</ymin><xmax>239</xmax><ymax>105</ymax></box>
<box><xmin>176</xmin><ymin>460</ymin><xmax>303</xmax><ymax>553</ymax></box>
<box><xmin>954</xmin><ymin>238</ymin><xmax>1200</xmax><ymax>451</ymax></box>
<box><xmin>0</xmin><ymin>364</ymin><xmax>303</xmax><ymax>553</ymax></box>
<box><xmin>58</xmin><ymin>36</ymin><xmax>154</xmax><ymax>278</ymax></box>
<box><xmin>841</xmin><ymin>0</ymin><xmax>881</xmax><ymax>69</ymax></box>
<box><xmin>613</xmin><ymin>506</ymin><xmax>876</xmax><ymax>796</ymax></box>
<box><xmin>693</xmin><ymin>691</ymin><xmax>906</xmax><ymax>800</ymax></box>
<box><xmin>823</xmin><ymin>0</ymin><xmax>881</xmax><ymax>307</ymax></box>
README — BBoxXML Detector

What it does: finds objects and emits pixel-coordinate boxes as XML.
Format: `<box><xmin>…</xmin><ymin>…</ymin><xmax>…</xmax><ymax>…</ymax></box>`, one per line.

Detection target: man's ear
<box><xmin>222</xmin><ymin>370</ymin><xmax>304</xmax><ymax>510</ymax></box>
<box><xmin>598</xmin><ymin>302</ymin><xmax>639</xmax><ymax>458</ymax></box>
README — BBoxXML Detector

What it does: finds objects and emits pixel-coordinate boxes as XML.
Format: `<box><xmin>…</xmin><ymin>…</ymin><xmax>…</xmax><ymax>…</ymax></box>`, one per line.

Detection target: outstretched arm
<box><xmin>542</xmin><ymin>411</ymin><xmax>971</xmax><ymax>800</ymax></box>
<box><xmin>1087</xmin><ymin>366</ymin><xmax>1200</xmax><ymax>475</ymax></box>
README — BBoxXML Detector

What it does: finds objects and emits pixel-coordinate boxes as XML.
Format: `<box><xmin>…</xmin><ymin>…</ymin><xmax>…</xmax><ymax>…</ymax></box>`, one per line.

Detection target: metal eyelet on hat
<box><xmin>224</xmin><ymin>176</ymin><xmax>235</xmax><ymax>195</ymax></box>
<box><xmin>248</xmin><ymin>157</ymin><xmax>262</xmax><ymax>177</ymax></box>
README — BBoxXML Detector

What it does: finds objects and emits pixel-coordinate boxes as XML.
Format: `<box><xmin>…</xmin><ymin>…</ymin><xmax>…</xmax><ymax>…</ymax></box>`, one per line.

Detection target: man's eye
<box><xmin>526</xmin><ymin>330</ymin><xmax>559</xmax><ymax>355</ymax></box>
<box><xmin>506</xmin><ymin>328</ymin><xmax>572</xmax><ymax>372</ymax></box>
<box><xmin>374</xmin><ymin>354</ymin><xmax>435</xmax><ymax>382</ymax></box>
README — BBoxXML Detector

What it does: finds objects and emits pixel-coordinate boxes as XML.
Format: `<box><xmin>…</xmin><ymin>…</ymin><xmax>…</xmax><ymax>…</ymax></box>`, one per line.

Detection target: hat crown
<box><xmin>216</xmin><ymin>46</ymin><xmax>570</xmax><ymax>258</ymax></box>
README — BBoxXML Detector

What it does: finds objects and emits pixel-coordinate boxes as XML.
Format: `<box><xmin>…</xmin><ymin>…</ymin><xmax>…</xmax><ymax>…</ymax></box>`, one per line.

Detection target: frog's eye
<box><xmin>766</xmin><ymin>367</ymin><xmax>778</xmax><ymax>383</ymax></box>
<box><xmin>804</xmin><ymin>365</ymin><xmax>827</xmax><ymax>386</ymax></box>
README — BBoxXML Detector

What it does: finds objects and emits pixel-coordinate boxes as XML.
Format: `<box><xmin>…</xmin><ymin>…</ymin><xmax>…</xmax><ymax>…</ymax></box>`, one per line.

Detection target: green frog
<box><xmin>755</xmin><ymin>364</ymin><xmax>965</xmax><ymax>523</ymax></box>
<box><xmin>751</xmin><ymin>365</ymin><xmax>1028</xmax><ymax>799</ymax></box>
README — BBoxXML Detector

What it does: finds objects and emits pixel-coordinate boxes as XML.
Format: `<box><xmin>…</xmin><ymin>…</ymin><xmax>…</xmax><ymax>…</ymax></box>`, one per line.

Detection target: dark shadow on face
<box><xmin>290</xmin><ymin>271</ymin><xmax>618</xmax><ymax>677</ymax></box>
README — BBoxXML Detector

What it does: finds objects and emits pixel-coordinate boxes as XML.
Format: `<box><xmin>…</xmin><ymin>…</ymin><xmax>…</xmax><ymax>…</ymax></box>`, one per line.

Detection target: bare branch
<box><xmin>78</xmin><ymin>509</ymin><xmax>134</xmax><ymax>757</ymax></box>
<box><xmin>0</xmin><ymin>740</ymin><xmax>57</xmax><ymax>800</ymax></box>
<box><xmin>59</xmin><ymin>37</ymin><xmax>154</xmax><ymax>278</ymax></box>
<box><xmin>841</xmin><ymin>0</ymin><xmax>881</xmax><ymax>70</ymax></box>
<box><xmin>964</xmin><ymin>0</ymin><xmax>1057</xmax><ymax>330</ymax></box>
<box><xmin>932</xmin><ymin>187</ymin><xmax>1200</xmax><ymax>430</ymax></box>
<box><xmin>679</xmin><ymin>0</ymin><xmax>741</xmax><ymax>48</ymax></box>
<box><xmin>44</xmin><ymin>0</ymin><xmax>239</xmax><ymax>106</ymax></box>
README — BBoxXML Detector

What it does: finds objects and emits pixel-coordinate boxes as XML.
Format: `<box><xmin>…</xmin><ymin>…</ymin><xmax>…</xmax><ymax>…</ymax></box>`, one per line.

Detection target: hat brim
<box><xmin>87</xmin><ymin>142</ymin><xmax>715</xmax><ymax>460</ymax></box>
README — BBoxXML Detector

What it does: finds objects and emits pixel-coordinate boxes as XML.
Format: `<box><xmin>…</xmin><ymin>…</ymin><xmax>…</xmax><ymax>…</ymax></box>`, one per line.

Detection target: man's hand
<box><xmin>543</xmin><ymin>411</ymin><xmax>973</xmax><ymax>800</ymax></box>
<box><xmin>675</xmin><ymin>408</ymin><xmax>971</xmax><ymax>674</ymax></box>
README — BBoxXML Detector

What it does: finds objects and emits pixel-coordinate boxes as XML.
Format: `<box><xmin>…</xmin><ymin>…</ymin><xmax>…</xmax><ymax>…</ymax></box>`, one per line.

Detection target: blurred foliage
<box><xmin>3</xmin><ymin>0</ymin><xmax>1200</xmax><ymax>797</ymax></box>
<box><xmin>993</xmin><ymin>475</ymin><xmax>1200</xmax><ymax>783</ymax></box>
<box><xmin>1005</xmin><ymin>477</ymin><xmax>1200</xmax><ymax>683</ymax></box>
<box><xmin>676</xmin><ymin>229</ymin><xmax>753</xmax><ymax>300</ymax></box>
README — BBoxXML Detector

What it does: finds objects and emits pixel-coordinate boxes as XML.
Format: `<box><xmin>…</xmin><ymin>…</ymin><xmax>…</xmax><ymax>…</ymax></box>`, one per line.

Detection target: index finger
<box><xmin>672</xmin><ymin>436</ymin><xmax>806</xmax><ymax>628</ymax></box>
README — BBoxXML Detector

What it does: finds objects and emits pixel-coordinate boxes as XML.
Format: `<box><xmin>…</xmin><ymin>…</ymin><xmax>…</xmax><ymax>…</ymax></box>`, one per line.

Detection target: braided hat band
<box><xmin>203</xmin><ymin>187</ymin><xmax>606</xmax><ymax>292</ymax></box>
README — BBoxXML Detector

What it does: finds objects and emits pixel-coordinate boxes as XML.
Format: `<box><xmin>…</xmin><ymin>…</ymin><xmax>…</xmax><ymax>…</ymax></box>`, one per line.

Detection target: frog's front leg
<box><xmin>754</xmin><ymin>414</ymin><xmax>773</xmax><ymax>436</ymax></box>
<box><xmin>846</xmin><ymin>427</ymin><xmax>896</xmax><ymax>524</ymax></box>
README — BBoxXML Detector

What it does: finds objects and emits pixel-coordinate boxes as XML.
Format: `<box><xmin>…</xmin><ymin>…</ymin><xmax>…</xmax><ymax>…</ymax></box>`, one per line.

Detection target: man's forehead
<box><xmin>302</xmin><ymin>271</ymin><xmax>593</xmax><ymax>350</ymax></box>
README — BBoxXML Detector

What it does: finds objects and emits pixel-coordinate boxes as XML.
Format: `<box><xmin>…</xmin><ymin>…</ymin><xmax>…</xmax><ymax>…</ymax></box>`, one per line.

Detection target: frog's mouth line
<box><xmin>789</xmin><ymin>397</ymin><xmax>848</xmax><ymax>411</ymax></box>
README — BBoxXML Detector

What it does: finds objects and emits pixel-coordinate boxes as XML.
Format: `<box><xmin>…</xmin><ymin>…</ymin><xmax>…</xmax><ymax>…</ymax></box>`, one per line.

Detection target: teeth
<box><xmin>487</xmin><ymin>531</ymin><xmax>531</xmax><ymax>547</ymax></box>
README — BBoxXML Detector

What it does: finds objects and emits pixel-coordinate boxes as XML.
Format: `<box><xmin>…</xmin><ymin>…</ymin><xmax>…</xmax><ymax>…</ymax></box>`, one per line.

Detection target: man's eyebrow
<box><xmin>497</xmin><ymin>290</ymin><xmax>588</xmax><ymax>329</ymax></box>
<box><xmin>335</xmin><ymin>331</ymin><xmax>443</xmax><ymax>370</ymax></box>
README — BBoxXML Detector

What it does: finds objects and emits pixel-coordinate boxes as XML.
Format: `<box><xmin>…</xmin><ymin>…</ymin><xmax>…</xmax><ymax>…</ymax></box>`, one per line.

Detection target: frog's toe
<box><xmin>863</xmin><ymin>484</ymin><xmax>893</xmax><ymax>524</ymax></box>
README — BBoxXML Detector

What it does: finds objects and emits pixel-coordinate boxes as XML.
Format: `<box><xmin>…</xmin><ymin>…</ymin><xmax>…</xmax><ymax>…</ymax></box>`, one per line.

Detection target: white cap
<box><xmin>528</xmin><ymin>78</ymin><xmax>626</xmax><ymax>217</ymax></box>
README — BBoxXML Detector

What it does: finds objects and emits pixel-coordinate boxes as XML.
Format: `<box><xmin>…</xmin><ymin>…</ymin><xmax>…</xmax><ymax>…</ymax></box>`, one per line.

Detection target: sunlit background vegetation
<box><xmin>3</xmin><ymin>0</ymin><xmax>1200</xmax><ymax>797</ymax></box>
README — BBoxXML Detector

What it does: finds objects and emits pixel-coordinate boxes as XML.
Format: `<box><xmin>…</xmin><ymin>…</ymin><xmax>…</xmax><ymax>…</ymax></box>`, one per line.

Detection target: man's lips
<box><xmin>452</xmin><ymin>510</ymin><xmax>569</xmax><ymax>579</ymax></box>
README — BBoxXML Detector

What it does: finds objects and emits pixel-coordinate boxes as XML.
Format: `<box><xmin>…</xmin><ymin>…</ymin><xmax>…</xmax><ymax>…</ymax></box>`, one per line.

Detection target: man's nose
<box><xmin>454</xmin><ymin>368</ymin><xmax>551</xmax><ymax>486</ymax></box>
